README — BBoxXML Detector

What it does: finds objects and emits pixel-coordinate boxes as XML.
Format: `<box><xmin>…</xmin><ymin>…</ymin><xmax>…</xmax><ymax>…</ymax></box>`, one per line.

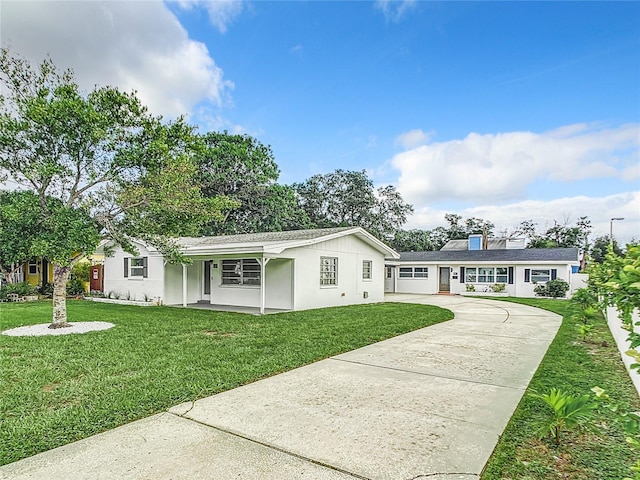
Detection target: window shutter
<box><xmin>551</xmin><ymin>269</ymin><xmax>557</xmax><ymax>280</ymax></box>
<box><xmin>124</xmin><ymin>258</ymin><xmax>129</xmax><ymax>278</ymax></box>
<box><xmin>143</xmin><ymin>257</ymin><xmax>148</xmax><ymax>278</ymax></box>
<box><xmin>524</xmin><ymin>268</ymin><xmax>530</xmax><ymax>283</ymax></box>
<box><xmin>460</xmin><ymin>267</ymin><xmax>465</xmax><ymax>283</ymax></box>
<box><xmin>508</xmin><ymin>267</ymin><xmax>514</xmax><ymax>285</ymax></box>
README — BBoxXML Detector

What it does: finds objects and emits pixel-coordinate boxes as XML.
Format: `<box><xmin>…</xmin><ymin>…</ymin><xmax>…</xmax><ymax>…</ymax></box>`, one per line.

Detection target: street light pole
<box><xmin>610</xmin><ymin>217</ymin><xmax>624</xmax><ymax>248</ymax></box>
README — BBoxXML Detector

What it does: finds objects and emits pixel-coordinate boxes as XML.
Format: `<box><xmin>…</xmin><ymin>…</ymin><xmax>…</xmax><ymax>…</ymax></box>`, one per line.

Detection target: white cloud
<box><xmin>392</xmin><ymin>123</ymin><xmax>640</xmax><ymax>205</ymax></box>
<box><xmin>406</xmin><ymin>191</ymin><xmax>640</xmax><ymax>246</ymax></box>
<box><xmin>177</xmin><ymin>0</ymin><xmax>245</xmax><ymax>34</ymax></box>
<box><xmin>375</xmin><ymin>0</ymin><xmax>417</xmax><ymax>23</ymax></box>
<box><xmin>395</xmin><ymin>129</ymin><xmax>433</xmax><ymax>149</ymax></box>
<box><xmin>1</xmin><ymin>1</ymin><xmax>233</xmax><ymax>119</ymax></box>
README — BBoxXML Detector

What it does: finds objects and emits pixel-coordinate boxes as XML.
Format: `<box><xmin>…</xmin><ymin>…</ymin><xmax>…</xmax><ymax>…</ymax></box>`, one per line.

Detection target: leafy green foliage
<box><xmin>0</xmin><ymin>191</ymin><xmax>44</xmax><ymax>281</ymax></box>
<box><xmin>482</xmin><ymin>297</ymin><xmax>639</xmax><ymax>480</ymax></box>
<box><xmin>0</xmin><ymin>282</ymin><xmax>38</xmax><ymax>300</ymax></box>
<box><xmin>293</xmin><ymin>169</ymin><xmax>413</xmax><ymax>241</ymax></box>
<box><xmin>589</xmin><ymin>243</ymin><xmax>640</xmax><ymax>363</ymax></box>
<box><xmin>0</xmin><ymin>301</ymin><xmax>452</xmax><ymax>465</ymax></box>
<box><xmin>490</xmin><ymin>283</ymin><xmax>506</xmax><ymax>293</ymax></box>
<box><xmin>531</xmin><ymin>388</ymin><xmax>599</xmax><ymax>445</ymax></box>
<box><xmin>534</xmin><ymin>279</ymin><xmax>570</xmax><ymax>298</ymax></box>
<box><xmin>516</xmin><ymin>216</ymin><xmax>592</xmax><ymax>249</ymax></box>
<box><xmin>590</xmin><ymin>235</ymin><xmax>624</xmax><ymax>264</ymax></box>
<box><xmin>0</xmin><ymin>48</ymin><xmax>229</xmax><ymax>324</ymax></box>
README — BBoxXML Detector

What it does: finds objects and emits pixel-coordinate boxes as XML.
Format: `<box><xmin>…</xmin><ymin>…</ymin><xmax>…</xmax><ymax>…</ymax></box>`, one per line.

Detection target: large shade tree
<box><xmin>195</xmin><ymin>132</ymin><xmax>310</xmax><ymax>235</ymax></box>
<box><xmin>293</xmin><ymin>169</ymin><xmax>413</xmax><ymax>241</ymax></box>
<box><xmin>0</xmin><ymin>49</ymin><xmax>234</xmax><ymax>327</ymax></box>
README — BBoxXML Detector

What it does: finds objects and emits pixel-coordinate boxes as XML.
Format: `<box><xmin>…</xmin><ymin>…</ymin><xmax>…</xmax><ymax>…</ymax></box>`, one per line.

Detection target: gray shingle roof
<box><xmin>178</xmin><ymin>227</ymin><xmax>356</xmax><ymax>247</ymax></box>
<box><xmin>395</xmin><ymin>248</ymin><xmax>579</xmax><ymax>263</ymax></box>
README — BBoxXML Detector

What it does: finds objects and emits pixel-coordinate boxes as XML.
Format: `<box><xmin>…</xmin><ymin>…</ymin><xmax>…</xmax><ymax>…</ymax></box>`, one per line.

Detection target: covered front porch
<box><xmin>165</xmin><ymin>255</ymin><xmax>294</xmax><ymax>315</ymax></box>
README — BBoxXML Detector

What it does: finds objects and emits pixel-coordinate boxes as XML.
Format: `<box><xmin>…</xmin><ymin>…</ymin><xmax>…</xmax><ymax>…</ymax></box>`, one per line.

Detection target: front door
<box><xmin>439</xmin><ymin>267</ymin><xmax>450</xmax><ymax>292</ymax></box>
<box><xmin>384</xmin><ymin>266</ymin><xmax>395</xmax><ymax>293</ymax></box>
<box><xmin>202</xmin><ymin>260</ymin><xmax>212</xmax><ymax>302</ymax></box>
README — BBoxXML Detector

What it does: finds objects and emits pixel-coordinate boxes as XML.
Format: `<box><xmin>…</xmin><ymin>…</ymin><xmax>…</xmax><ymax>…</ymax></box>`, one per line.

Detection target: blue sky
<box><xmin>2</xmin><ymin>1</ymin><xmax>639</xmax><ymax>242</ymax></box>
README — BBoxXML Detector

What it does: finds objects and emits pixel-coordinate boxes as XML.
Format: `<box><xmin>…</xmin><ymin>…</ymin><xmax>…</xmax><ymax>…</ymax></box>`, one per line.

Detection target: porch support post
<box><xmin>182</xmin><ymin>264</ymin><xmax>188</xmax><ymax>308</ymax></box>
<box><xmin>259</xmin><ymin>257</ymin><xmax>271</xmax><ymax>315</ymax></box>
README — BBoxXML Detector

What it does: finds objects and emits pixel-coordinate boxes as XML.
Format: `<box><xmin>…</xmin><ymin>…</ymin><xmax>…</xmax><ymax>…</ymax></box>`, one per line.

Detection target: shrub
<box><xmin>490</xmin><ymin>283</ymin><xmax>506</xmax><ymax>293</ymax></box>
<box><xmin>570</xmin><ymin>287</ymin><xmax>598</xmax><ymax>310</ymax></box>
<box><xmin>38</xmin><ymin>282</ymin><xmax>53</xmax><ymax>297</ymax></box>
<box><xmin>66</xmin><ymin>277</ymin><xmax>86</xmax><ymax>296</ymax></box>
<box><xmin>534</xmin><ymin>279</ymin><xmax>569</xmax><ymax>298</ymax></box>
<box><xmin>531</xmin><ymin>388</ymin><xmax>598</xmax><ymax>445</ymax></box>
<box><xmin>465</xmin><ymin>284</ymin><xmax>475</xmax><ymax>292</ymax></box>
<box><xmin>71</xmin><ymin>262</ymin><xmax>91</xmax><ymax>283</ymax></box>
<box><xmin>0</xmin><ymin>282</ymin><xmax>38</xmax><ymax>300</ymax></box>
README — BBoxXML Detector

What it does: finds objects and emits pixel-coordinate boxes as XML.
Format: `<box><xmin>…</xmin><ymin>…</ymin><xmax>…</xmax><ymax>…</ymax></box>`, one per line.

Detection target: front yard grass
<box><xmin>481</xmin><ymin>297</ymin><xmax>640</xmax><ymax>480</ymax></box>
<box><xmin>0</xmin><ymin>300</ymin><xmax>452</xmax><ymax>466</ymax></box>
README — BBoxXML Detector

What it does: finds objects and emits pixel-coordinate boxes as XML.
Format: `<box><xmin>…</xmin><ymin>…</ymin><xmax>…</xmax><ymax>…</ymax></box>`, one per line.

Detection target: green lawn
<box><xmin>481</xmin><ymin>297</ymin><xmax>640</xmax><ymax>480</ymax></box>
<box><xmin>0</xmin><ymin>300</ymin><xmax>452</xmax><ymax>466</ymax></box>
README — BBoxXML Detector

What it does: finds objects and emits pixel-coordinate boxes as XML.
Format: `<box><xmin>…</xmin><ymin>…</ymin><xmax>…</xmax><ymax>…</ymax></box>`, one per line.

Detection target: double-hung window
<box><xmin>28</xmin><ymin>260</ymin><xmax>37</xmax><ymax>275</ymax></box>
<box><xmin>531</xmin><ymin>269</ymin><xmax>551</xmax><ymax>283</ymax></box>
<box><xmin>320</xmin><ymin>257</ymin><xmax>338</xmax><ymax>286</ymax></box>
<box><xmin>124</xmin><ymin>257</ymin><xmax>148</xmax><ymax>278</ymax></box>
<box><xmin>222</xmin><ymin>259</ymin><xmax>261</xmax><ymax>286</ymax></box>
<box><xmin>362</xmin><ymin>260</ymin><xmax>372</xmax><ymax>280</ymax></box>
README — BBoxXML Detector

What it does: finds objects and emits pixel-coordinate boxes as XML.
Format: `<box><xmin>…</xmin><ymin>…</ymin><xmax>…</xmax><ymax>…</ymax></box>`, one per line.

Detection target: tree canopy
<box><xmin>0</xmin><ymin>48</ymin><xmax>233</xmax><ymax>326</ymax></box>
<box><xmin>293</xmin><ymin>169</ymin><xmax>413</xmax><ymax>241</ymax></box>
<box><xmin>195</xmin><ymin>132</ymin><xmax>310</xmax><ymax>235</ymax></box>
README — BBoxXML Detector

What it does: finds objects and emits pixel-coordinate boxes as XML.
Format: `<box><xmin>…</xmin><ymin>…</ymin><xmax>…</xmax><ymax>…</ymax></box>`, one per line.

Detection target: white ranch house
<box><xmin>385</xmin><ymin>234</ymin><xmax>585</xmax><ymax>297</ymax></box>
<box><xmin>100</xmin><ymin>227</ymin><xmax>399</xmax><ymax>313</ymax></box>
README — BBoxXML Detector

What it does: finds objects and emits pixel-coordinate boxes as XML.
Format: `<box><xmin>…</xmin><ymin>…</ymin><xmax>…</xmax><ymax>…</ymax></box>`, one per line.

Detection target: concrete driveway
<box><xmin>0</xmin><ymin>294</ymin><xmax>561</xmax><ymax>480</ymax></box>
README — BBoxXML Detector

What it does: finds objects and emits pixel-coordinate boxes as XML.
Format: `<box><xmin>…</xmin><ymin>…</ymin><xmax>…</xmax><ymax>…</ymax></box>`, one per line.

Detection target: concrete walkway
<box><xmin>0</xmin><ymin>294</ymin><xmax>561</xmax><ymax>480</ymax></box>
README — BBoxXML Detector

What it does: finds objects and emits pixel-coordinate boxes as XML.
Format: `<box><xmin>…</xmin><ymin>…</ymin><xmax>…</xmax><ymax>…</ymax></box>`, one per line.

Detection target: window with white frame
<box><xmin>130</xmin><ymin>257</ymin><xmax>146</xmax><ymax>277</ymax></box>
<box><xmin>362</xmin><ymin>260</ymin><xmax>372</xmax><ymax>280</ymax></box>
<box><xmin>221</xmin><ymin>259</ymin><xmax>261</xmax><ymax>286</ymax></box>
<box><xmin>28</xmin><ymin>260</ymin><xmax>37</xmax><ymax>275</ymax></box>
<box><xmin>531</xmin><ymin>269</ymin><xmax>551</xmax><ymax>283</ymax></box>
<box><xmin>386</xmin><ymin>266</ymin><xmax>393</xmax><ymax>278</ymax></box>
<box><xmin>398</xmin><ymin>267</ymin><xmax>428</xmax><ymax>278</ymax></box>
<box><xmin>465</xmin><ymin>267</ymin><xmax>508</xmax><ymax>283</ymax></box>
<box><xmin>320</xmin><ymin>257</ymin><xmax>338</xmax><ymax>286</ymax></box>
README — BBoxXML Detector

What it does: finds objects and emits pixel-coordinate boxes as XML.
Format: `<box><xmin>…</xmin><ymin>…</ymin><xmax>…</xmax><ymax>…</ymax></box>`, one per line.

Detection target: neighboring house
<box><xmin>385</xmin><ymin>234</ymin><xmax>583</xmax><ymax>298</ymax></box>
<box><xmin>99</xmin><ymin>227</ymin><xmax>400</xmax><ymax>313</ymax></box>
<box><xmin>8</xmin><ymin>258</ymin><xmax>54</xmax><ymax>287</ymax></box>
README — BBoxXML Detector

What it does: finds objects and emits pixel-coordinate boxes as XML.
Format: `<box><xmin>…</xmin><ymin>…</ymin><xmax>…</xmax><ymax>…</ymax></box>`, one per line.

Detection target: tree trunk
<box><xmin>49</xmin><ymin>264</ymin><xmax>72</xmax><ymax>329</ymax></box>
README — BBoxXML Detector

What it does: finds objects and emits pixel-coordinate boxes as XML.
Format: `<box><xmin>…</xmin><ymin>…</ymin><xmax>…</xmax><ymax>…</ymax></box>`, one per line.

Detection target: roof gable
<box><xmin>177</xmin><ymin>227</ymin><xmax>400</xmax><ymax>258</ymax></box>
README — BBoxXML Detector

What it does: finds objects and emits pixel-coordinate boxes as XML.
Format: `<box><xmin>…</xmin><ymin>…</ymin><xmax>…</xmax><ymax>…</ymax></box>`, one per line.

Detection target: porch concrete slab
<box><xmin>0</xmin><ymin>413</ymin><xmax>353</xmax><ymax>480</ymax></box>
<box><xmin>170</xmin><ymin>359</ymin><xmax>524</xmax><ymax>479</ymax></box>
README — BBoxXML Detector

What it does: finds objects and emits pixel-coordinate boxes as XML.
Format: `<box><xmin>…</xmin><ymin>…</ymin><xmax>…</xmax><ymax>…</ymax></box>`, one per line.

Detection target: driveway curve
<box><xmin>1</xmin><ymin>294</ymin><xmax>561</xmax><ymax>480</ymax></box>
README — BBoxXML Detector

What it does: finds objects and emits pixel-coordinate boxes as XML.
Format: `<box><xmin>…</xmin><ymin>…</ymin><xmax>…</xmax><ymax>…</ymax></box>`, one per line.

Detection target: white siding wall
<box><xmin>290</xmin><ymin>235</ymin><xmax>386</xmax><ymax>310</ymax></box>
<box><xmin>395</xmin><ymin>268</ymin><xmax>439</xmax><ymax>294</ymax></box>
<box><xmin>164</xmin><ymin>262</ymin><xmax>201</xmax><ymax>305</ymax></box>
<box><xmin>265</xmin><ymin>258</ymin><xmax>294</xmax><ymax>310</ymax></box>
<box><xmin>103</xmin><ymin>243</ymin><xmax>164</xmax><ymax>302</ymax></box>
<box><xmin>209</xmin><ymin>259</ymin><xmax>260</xmax><ymax>308</ymax></box>
<box><xmin>392</xmin><ymin>262</ymin><xmax>578</xmax><ymax>298</ymax></box>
